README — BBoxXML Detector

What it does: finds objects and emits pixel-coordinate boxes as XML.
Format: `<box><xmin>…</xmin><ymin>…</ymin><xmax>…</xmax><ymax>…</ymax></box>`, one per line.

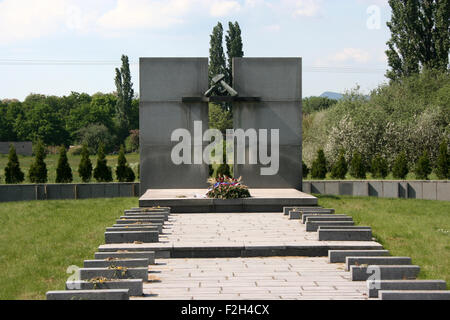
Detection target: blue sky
<box><xmin>0</xmin><ymin>0</ymin><xmax>392</xmax><ymax>101</ymax></box>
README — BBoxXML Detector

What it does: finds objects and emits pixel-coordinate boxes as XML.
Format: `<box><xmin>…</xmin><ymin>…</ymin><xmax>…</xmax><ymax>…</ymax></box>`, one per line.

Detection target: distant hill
<box><xmin>320</xmin><ymin>91</ymin><xmax>343</xmax><ymax>100</ymax></box>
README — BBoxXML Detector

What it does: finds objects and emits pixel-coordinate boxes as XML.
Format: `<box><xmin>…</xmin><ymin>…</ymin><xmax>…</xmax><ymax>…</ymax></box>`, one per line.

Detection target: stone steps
<box><xmin>306</xmin><ymin>221</ymin><xmax>355</xmax><ymax>232</ymax></box>
<box><xmin>116</xmin><ymin>219</ymin><xmax>164</xmax><ymax>225</ymax></box>
<box><xmin>94</xmin><ymin>251</ymin><xmax>156</xmax><ymax>264</ymax></box>
<box><xmin>367</xmin><ymin>280</ymin><xmax>447</xmax><ymax>298</ymax></box>
<box><xmin>111</xmin><ymin>224</ymin><xmax>163</xmax><ymax>233</ymax></box>
<box><xmin>66</xmin><ymin>279</ymin><xmax>143</xmax><ymax>296</ymax></box>
<box><xmin>379</xmin><ymin>290</ymin><xmax>450</xmax><ymax>300</ymax></box>
<box><xmin>105</xmin><ymin>231</ymin><xmax>159</xmax><ymax>244</ymax></box>
<box><xmin>79</xmin><ymin>267</ymin><xmax>149</xmax><ymax>282</ymax></box>
<box><xmin>46</xmin><ymin>289</ymin><xmax>130</xmax><ymax>300</ymax></box>
<box><xmin>84</xmin><ymin>258</ymin><xmax>149</xmax><ymax>269</ymax></box>
<box><xmin>120</xmin><ymin>215</ymin><xmax>168</xmax><ymax>222</ymax></box>
<box><xmin>329</xmin><ymin>250</ymin><xmax>390</xmax><ymax>263</ymax></box>
<box><xmin>346</xmin><ymin>256</ymin><xmax>412</xmax><ymax>271</ymax></box>
<box><xmin>283</xmin><ymin>206</ymin><xmax>323</xmax><ymax>215</ymax></box>
<box><xmin>306</xmin><ymin>216</ymin><xmax>353</xmax><ymax>223</ymax></box>
<box><xmin>319</xmin><ymin>229</ymin><xmax>372</xmax><ymax>241</ymax></box>
<box><xmin>106</xmin><ymin>226</ymin><xmax>160</xmax><ymax>233</ymax></box>
<box><xmin>351</xmin><ymin>265</ymin><xmax>421</xmax><ymax>281</ymax></box>
<box><xmin>303</xmin><ymin>214</ymin><xmax>351</xmax><ymax>224</ymax></box>
<box><xmin>319</xmin><ymin>226</ymin><xmax>372</xmax><ymax>231</ymax></box>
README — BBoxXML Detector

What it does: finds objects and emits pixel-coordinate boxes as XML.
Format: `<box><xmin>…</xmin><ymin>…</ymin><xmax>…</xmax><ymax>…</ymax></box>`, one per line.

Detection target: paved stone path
<box><xmin>134</xmin><ymin>257</ymin><xmax>369</xmax><ymax>300</ymax></box>
<box><xmin>99</xmin><ymin>212</ymin><xmax>381</xmax><ymax>252</ymax></box>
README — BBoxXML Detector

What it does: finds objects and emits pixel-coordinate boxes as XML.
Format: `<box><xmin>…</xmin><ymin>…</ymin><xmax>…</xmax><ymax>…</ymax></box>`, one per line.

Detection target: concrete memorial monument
<box><xmin>139</xmin><ymin>57</ymin><xmax>316</xmax><ymax>211</ymax></box>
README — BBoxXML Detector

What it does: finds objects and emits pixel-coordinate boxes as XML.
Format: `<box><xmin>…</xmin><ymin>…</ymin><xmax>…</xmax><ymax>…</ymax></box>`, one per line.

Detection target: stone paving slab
<box><xmin>99</xmin><ymin>212</ymin><xmax>382</xmax><ymax>257</ymax></box>
<box><xmin>135</xmin><ymin>257</ymin><xmax>369</xmax><ymax>300</ymax></box>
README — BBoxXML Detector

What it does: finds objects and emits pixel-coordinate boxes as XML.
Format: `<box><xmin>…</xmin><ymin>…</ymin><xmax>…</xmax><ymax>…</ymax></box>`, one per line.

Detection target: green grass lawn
<box><xmin>0</xmin><ymin>196</ymin><xmax>448</xmax><ymax>299</ymax></box>
<box><xmin>317</xmin><ymin>195</ymin><xmax>450</xmax><ymax>288</ymax></box>
<box><xmin>0</xmin><ymin>198</ymin><xmax>137</xmax><ymax>300</ymax></box>
<box><xmin>0</xmin><ymin>152</ymin><xmax>139</xmax><ymax>184</ymax></box>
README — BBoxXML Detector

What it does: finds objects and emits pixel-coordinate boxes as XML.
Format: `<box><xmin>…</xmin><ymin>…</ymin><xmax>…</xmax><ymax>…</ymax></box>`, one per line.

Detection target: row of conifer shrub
<box><xmin>2</xmin><ymin>142</ymin><xmax>136</xmax><ymax>184</ymax></box>
<box><xmin>304</xmin><ymin>138</ymin><xmax>449</xmax><ymax>180</ymax></box>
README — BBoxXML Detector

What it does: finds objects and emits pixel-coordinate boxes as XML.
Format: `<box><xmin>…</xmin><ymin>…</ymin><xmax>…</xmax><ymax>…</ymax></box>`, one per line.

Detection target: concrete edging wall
<box><xmin>302</xmin><ymin>180</ymin><xmax>450</xmax><ymax>201</ymax></box>
<box><xmin>0</xmin><ymin>183</ymin><xmax>140</xmax><ymax>203</ymax></box>
<box><xmin>0</xmin><ymin>181</ymin><xmax>448</xmax><ymax>202</ymax></box>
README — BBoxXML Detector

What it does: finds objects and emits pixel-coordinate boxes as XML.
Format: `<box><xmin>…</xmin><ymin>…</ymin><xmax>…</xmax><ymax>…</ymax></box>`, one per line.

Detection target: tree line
<box><xmin>0</xmin><ymin>55</ymin><xmax>138</xmax><ymax>154</ymax></box>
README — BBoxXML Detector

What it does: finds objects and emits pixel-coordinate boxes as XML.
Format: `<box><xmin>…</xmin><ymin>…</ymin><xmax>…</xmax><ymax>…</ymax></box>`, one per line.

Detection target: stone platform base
<box><xmin>139</xmin><ymin>189</ymin><xmax>318</xmax><ymax>213</ymax></box>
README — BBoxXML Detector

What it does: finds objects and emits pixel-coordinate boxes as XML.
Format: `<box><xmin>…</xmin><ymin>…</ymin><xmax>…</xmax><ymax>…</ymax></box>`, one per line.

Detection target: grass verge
<box><xmin>316</xmin><ymin>195</ymin><xmax>450</xmax><ymax>288</ymax></box>
<box><xmin>0</xmin><ymin>198</ymin><xmax>137</xmax><ymax>300</ymax></box>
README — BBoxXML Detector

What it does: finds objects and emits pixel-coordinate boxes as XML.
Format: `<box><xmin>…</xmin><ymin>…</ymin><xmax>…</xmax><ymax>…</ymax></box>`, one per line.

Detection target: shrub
<box><xmin>371</xmin><ymin>155</ymin><xmax>389</xmax><ymax>179</ymax></box>
<box><xmin>116</xmin><ymin>145</ymin><xmax>135</xmax><ymax>182</ymax></box>
<box><xmin>56</xmin><ymin>146</ymin><xmax>73</xmax><ymax>183</ymax></box>
<box><xmin>311</xmin><ymin>149</ymin><xmax>327</xmax><ymax>179</ymax></box>
<box><xmin>302</xmin><ymin>161</ymin><xmax>310</xmax><ymax>178</ymax></box>
<box><xmin>415</xmin><ymin>151</ymin><xmax>432</xmax><ymax>180</ymax></box>
<box><xmin>392</xmin><ymin>151</ymin><xmax>409</xmax><ymax>179</ymax></box>
<box><xmin>207</xmin><ymin>176</ymin><xmax>250</xmax><ymax>199</ymax></box>
<box><xmin>330</xmin><ymin>151</ymin><xmax>348</xmax><ymax>179</ymax></box>
<box><xmin>93</xmin><ymin>144</ymin><xmax>113</xmax><ymax>182</ymax></box>
<box><xmin>125</xmin><ymin>130</ymin><xmax>139</xmax><ymax>153</ymax></box>
<box><xmin>28</xmin><ymin>141</ymin><xmax>48</xmax><ymax>183</ymax></box>
<box><xmin>78</xmin><ymin>144</ymin><xmax>93</xmax><ymax>183</ymax></box>
<box><xmin>4</xmin><ymin>144</ymin><xmax>25</xmax><ymax>184</ymax></box>
<box><xmin>435</xmin><ymin>139</ymin><xmax>449</xmax><ymax>179</ymax></box>
<box><xmin>77</xmin><ymin>124</ymin><xmax>116</xmax><ymax>155</ymax></box>
<box><xmin>349</xmin><ymin>152</ymin><xmax>366</xmax><ymax>179</ymax></box>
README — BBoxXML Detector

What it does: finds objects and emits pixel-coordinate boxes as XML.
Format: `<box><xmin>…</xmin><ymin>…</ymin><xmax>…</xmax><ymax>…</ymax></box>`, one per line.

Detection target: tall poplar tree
<box><xmin>225</xmin><ymin>21</ymin><xmax>244</xmax><ymax>84</ymax></box>
<box><xmin>386</xmin><ymin>0</ymin><xmax>450</xmax><ymax>81</ymax></box>
<box><xmin>209</xmin><ymin>22</ymin><xmax>227</xmax><ymax>85</ymax></box>
<box><xmin>115</xmin><ymin>54</ymin><xmax>134</xmax><ymax>141</ymax></box>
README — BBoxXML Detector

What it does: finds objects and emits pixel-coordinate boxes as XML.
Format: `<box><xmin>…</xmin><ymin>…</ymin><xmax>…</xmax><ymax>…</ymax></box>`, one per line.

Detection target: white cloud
<box><xmin>314</xmin><ymin>48</ymin><xmax>372</xmax><ymax>66</ymax></box>
<box><xmin>0</xmin><ymin>0</ymin><xmax>106</xmax><ymax>43</ymax></box>
<box><xmin>279</xmin><ymin>0</ymin><xmax>322</xmax><ymax>17</ymax></box>
<box><xmin>264</xmin><ymin>24</ymin><xmax>281</xmax><ymax>32</ymax></box>
<box><xmin>0</xmin><ymin>0</ymin><xmax>66</xmax><ymax>42</ymax></box>
<box><xmin>209</xmin><ymin>1</ymin><xmax>241</xmax><ymax>17</ymax></box>
<box><xmin>331</xmin><ymin>48</ymin><xmax>371</xmax><ymax>63</ymax></box>
<box><xmin>97</xmin><ymin>0</ymin><xmax>186</xmax><ymax>30</ymax></box>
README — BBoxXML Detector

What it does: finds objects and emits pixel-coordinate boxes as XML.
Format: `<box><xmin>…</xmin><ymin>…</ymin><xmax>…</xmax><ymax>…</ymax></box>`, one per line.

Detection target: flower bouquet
<box><xmin>206</xmin><ymin>176</ymin><xmax>251</xmax><ymax>199</ymax></box>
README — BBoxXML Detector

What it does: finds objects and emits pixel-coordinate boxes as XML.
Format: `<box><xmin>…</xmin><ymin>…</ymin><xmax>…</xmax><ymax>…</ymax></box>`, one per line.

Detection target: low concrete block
<box><xmin>125</xmin><ymin>212</ymin><xmax>169</xmax><ymax>221</ymax></box>
<box><xmin>302</xmin><ymin>213</ymin><xmax>341</xmax><ymax>224</ymax></box>
<box><xmin>66</xmin><ymin>279</ymin><xmax>143</xmax><ymax>296</ymax></box>
<box><xmin>46</xmin><ymin>289</ymin><xmax>129</xmax><ymax>300</ymax></box>
<box><xmin>319</xmin><ymin>229</ymin><xmax>372</xmax><ymax>241</ymax></box>
<box><xmin>367</xmin><ymin>280</ymin><xmax>447</xmax><ymax>298</ymax></box>
<box><xmin>346</xmin><ymin>257</ymin><xmax>412</xmax><ymax>271</ymax></box>
<box><xmin>380</xmin><ymin>290</ymin><xmax>450</xmax><ymax>300</ymax></box>
<box><xmin>306</xmin><ymin>221</ymin><xmax>355</xmax><ymax>232</ymax></box>
<box><xmin>111</xmin><ymin>223</ymin><xmax>163</xmax><ymax>233</ymax></box>
<box><xmin>351</xmin><ymin>265</ymin><xmax>420</xmax><ymax>281</ymax></box>
<box><xmin>289</xmin><ymin>211</ymin><xmax>301</xmax><ymax>220</ymax></box>
<box><xmin>283</xmin><ymin>206</ymin><xmax>322</xmax><ymax>216</ymax></box>
<box><xmin>79</xmin><ymin>268</ymin><xmax>148</xmax><ymax>281</ymax></box>
<box><xmin>126</xmin><ymin>207</ymin><xmax>171</xmax><ymax>213</ymax></box>
<box><xmin>329</xmin><ymin>250</ymin><xmax>390</xmax><ymax>263</ymax></box>
<box><xmin>94</xmin><ymin>251</ymin><xmax>155</xmax><ymax>265</ymax></box>
<box><xmin>106</xmin><ymin>227</ymin><xmax>160</xmax><ymax>233</ymax></box>
<box><xmin>306</xmin><ymin>215</ymin><xmax>353</xmax><ymax>223</ymax></box>
<box><xmin>105</xmin><ymin>231</ymin><xmax>159</xmax><ymax>244</ymax></box>
<box><xmin>116</xmin><ymin>219</ymin><xmax>164</xmax><ymax>225</ymax></box>
<box><xmin>84</xmin><ymin>258</ymin><xmax>149</xmax><ymax>268</ymax></box>
<box><xmin>119</xmin><ymin>215</ymin><xmax>166</xmax><ymax>221</ymax></box>
<box><xmin>319</xmin><ymin>226</ymin><xmax>371</xmax><ymax>231</ymax></box>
